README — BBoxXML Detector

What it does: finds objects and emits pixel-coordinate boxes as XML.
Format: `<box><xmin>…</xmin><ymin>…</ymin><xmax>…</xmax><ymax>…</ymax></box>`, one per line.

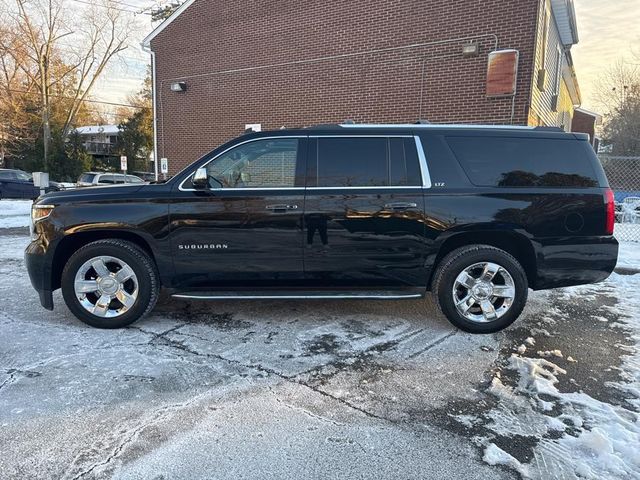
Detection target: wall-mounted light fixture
<box><xmin>170</xmin><ymin>81</ymin><xmax>187</xmax><ymax>92</ymax></box>
<box><xmin>462</xmin><ymin>43</ymin><xmax>479</xmax><ymax>57</ymax></box>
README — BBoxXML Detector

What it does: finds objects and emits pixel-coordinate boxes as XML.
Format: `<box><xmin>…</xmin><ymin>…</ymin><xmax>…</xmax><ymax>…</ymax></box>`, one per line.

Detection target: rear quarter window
<box><xmin>446</xmin><ymin>136</ymin><xmax>599</xmax><ymax>188</ymax></box>
<box><xmin>78</xmin><ymin>173</ymin><xmax>96</xmax><ymax>183</ymax></box>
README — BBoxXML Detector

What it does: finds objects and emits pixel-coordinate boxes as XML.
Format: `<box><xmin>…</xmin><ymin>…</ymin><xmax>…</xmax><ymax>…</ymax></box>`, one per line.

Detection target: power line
<box><xmin>70</xmin><ymin>0</ymin><xmax>152</xmax><ymax>15</ymax></box>
<box><xmin>5</xmin><ymin>88</ymin><xmax>149</xmax><ymax>109</ymax></box>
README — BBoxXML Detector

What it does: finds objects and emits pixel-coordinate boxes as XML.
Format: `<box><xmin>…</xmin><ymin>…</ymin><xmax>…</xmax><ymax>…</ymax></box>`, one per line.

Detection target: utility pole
<box><xmin>41</xmin><ymin>53</ymin><xmax>51</xmax><ymax>171</ymax></box>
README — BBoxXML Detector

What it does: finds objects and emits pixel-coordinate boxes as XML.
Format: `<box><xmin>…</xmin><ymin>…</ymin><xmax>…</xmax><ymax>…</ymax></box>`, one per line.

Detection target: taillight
<box><xmin>605</xmin><ymin>188</ymin><xmax>615</xmax><ymax>235</ymax></box>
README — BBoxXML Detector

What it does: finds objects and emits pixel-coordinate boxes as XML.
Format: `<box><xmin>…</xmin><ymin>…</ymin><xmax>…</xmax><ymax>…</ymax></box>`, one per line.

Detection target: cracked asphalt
<box><xmin>1</xmin><ymin>223</ymin><xmax>635</xmax><ymax>479</ymax></box>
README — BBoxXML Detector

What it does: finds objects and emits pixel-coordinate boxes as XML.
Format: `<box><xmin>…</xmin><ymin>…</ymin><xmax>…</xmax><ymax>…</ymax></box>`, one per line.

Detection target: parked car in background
<box><xmin>133</xmin><ymin>171</ymin><xmax>157</xmax><ymax>182</ymax></box>
<box><xmin>0</xmin><ymin>169</ymin><xmax>61</xmax><ymax>199</ymax></box>
<box><xmin>27</xmin><ymin>124</ymin><xmax>618</xmax><ymax>333</ymax></box>
<box><xmin>76</xmin><ymin>172</ymin><xmax>145</xmax><ymax>187</ymax></box>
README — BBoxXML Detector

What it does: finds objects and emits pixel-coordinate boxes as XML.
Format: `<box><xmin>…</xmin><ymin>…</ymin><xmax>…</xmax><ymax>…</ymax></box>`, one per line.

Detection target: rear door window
<box><xmin>99</xmin><ymin>175</ymin><xmax>116</xmax><ymax>184</ymax></box>
<box><xmin>315</xmin><ymin>137</ymin><xmax>421</xmax><ymax>187</ymax></box>
<box><xmin>446</xmin><ymin>136</ymin><xmax>599</xmax><ymax>187</ymax></box>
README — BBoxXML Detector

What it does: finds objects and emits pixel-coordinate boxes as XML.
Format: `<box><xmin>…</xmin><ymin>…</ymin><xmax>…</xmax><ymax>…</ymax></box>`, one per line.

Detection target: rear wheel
<box><xmin>61</xmin><ymin>239</ymin><xmax>159</xmax><ymax>328</ymax></box>
<box><xmin>433</xmin><ymin>245</ymin><xmax>528</xmax><ymax>333</ymax></box>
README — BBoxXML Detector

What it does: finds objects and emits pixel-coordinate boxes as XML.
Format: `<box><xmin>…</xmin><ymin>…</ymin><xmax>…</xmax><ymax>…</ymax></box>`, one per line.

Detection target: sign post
<box><xmin>160</xmin><ymin>158</ymin><xmax>169</xmax><ymax>181</ymax></box>
<box><xmin>120</xmin><ymin>155</ymin><xmax>128</xmax><ymax>182</ymax></box>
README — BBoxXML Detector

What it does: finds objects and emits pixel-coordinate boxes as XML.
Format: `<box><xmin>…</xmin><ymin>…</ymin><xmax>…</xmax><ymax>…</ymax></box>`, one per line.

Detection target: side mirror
<box><xmin>192</xmin><ymin>167</ymin><xmax>208</xmax><ymax>189</ymax></box>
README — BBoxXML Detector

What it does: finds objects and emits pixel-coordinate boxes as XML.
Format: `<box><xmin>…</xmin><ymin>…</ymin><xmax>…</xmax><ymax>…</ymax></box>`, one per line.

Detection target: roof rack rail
<box><xmin>306</xmin><ymin>123</ymin><xmax>344</xmax><ymax>129</ymax></box>
<box><xmin>534</xmin><ymin>126</ymin><xmax>565</xmax><ymax>132</ymax></box>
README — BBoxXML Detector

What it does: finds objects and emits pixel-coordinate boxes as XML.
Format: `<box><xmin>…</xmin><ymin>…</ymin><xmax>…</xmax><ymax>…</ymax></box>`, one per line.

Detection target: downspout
<box><xmin>142</xmin><ymin>43</ymin><xmax>159</xmax><ymax>182</ymax></box>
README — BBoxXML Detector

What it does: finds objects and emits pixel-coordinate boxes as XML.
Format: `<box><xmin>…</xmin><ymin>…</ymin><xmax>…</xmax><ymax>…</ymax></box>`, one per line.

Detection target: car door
<box><xmin>0</xmin><ymin>171</ymin><xmax>13</xmax><ymax>198</ymax></box>
<box><xmin>13</xmin><ymin>171</ymin><xmax>38</xmax><ymax>198</ymax></box>
<box><xmin>303</xmin><ymin>134</ymin><xmax>429</xmax><ymax>287</ymax></box>
<box><xmin>169</xmin><ymin>136</ymin><xmax>307</xmax><ymax>289</ymax></box>
<box><xmin>1</xmin><ymin>171</ymin><xmax>28</xmax><ymax>198</ymax></box>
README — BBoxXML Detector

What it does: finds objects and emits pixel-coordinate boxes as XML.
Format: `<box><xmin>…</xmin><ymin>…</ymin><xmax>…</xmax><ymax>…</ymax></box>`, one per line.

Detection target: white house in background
<box><xmin>75</xmin><ymin>125</ymin><xmax>120</xmax><ymax>157</ymax></box>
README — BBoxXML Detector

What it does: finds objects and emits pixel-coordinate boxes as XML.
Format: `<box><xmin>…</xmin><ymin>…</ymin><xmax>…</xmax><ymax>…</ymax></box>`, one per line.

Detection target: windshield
<box><xmin>15</xmin><ymin>171</ymin><xmax>32</xmax><ymax>181</ymax></box>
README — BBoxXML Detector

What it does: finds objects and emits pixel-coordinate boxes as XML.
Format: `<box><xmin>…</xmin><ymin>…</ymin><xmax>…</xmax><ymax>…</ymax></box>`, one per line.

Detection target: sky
<box><xmin>97</xmin><ymin>0</ymin><xmax>640</xmax><ymax>117</ymax></box>
<box><xmin>571</xmin><ymin>0</ymin><xmax>640</xmax><ymax>111</ymax></box>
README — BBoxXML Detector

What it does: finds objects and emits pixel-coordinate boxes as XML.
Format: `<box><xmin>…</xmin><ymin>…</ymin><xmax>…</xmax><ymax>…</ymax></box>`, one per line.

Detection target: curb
<box><xmin>615</xmin><ymin>267</ymin><xmax>640</xmax><ymax>276</ymax></box>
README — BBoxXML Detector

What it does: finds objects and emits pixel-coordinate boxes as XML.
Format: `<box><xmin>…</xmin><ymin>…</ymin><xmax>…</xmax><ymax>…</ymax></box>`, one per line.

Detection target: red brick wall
<box><xmin>151</xmin><ymin>0</ymin><xmax>540</xmax><ymax>174</ymax></box>
<box><xmin>571</xmin><ymin>110</ymin><xmax>596</xmax><ymax>145</ymax></box>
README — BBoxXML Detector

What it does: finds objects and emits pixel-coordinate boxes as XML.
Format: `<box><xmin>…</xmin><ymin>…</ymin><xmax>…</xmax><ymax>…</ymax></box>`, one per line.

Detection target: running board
<box><xmin>172</xmin><ymin>290</ymin><xmax>424</xmax><ymax>300</ymax></box>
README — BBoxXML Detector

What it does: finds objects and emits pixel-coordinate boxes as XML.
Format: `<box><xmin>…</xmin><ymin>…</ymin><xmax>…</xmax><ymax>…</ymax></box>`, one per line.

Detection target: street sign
<box><xmin>120</xmin><ymin>155</ymin><xmax>128</xmax><ymax>172</ymax></box>
<box><xmin>33</xmin><ymin>172</ymin><xmax>49</xmax><ymax>196</ymax></box>
<box><xmin>161</xmin><ymin>157</ymin><xmax>169</xmax><ymax>174</ymax></box>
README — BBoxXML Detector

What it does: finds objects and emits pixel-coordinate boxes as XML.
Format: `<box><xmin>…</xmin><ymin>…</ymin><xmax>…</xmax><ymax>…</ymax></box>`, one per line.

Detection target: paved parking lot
<box><xmin>1</xmin><ymin>200</ymin><xmax>639</xmax><ymax>479</ymax></box>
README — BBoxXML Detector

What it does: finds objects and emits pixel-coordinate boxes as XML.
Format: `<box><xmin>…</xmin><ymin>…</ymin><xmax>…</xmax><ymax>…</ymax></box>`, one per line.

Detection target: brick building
<box><xmin>571</xmin><ymin>107</ymin><xmax>602</xmax><ymax>148</ymax></box>
<box><xmin>143</xmin><ymin>0</ymin><xmax>584</xmax><ymax>175</ymax></box>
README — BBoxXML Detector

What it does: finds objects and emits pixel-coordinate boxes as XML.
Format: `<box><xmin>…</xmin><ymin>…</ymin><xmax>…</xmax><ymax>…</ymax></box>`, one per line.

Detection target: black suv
<box><xmin>26</xmin><ymin>124</ymin><xmax>618</xmax><ymax>333</ymax></box>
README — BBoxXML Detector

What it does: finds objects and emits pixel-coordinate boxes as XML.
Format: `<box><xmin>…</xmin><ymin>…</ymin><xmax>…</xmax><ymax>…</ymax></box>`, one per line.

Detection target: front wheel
<box><xmin>61</xmin><ymin>239</ymin><xmax>160</xmax><ymax>328</ymax></box>
<box><xmin>433</xmin><ymin>245</ymin><xmax>528</xmax><ymax>334</ymax></box>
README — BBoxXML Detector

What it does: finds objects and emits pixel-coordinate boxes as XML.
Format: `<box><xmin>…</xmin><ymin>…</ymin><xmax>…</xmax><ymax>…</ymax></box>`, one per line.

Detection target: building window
<box><xmin>540</xmin><ymin>5</ymin><xmax>549</xmax><ymax>68</ymax></box>
<box><xmin>554</xmin><ymin>48</ymin><xmax>563</xmax><ymax>95</ymax></box>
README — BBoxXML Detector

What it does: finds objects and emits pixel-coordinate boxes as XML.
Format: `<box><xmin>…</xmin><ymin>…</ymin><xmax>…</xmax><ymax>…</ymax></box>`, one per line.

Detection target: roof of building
<box><xmin>143</xmin><ymin>0</ymin><xmax>581</xmax><ymax>50</ymax></box>
<box><xmin>142</xmin><ymin>0</ymin><xmax>197</xmax><ymax>48</ymax></box>
<box><xmin>75</xmin><ymin>125</ymin><xmax>121</xmax><ymax>135</ymax></box>
<box><xmin>574</xmin><ymin>107</ymin><xmax>603</xmax><ymax>124</ymax></box>
<box><xmin>551</xmin><ymin>0</ymin><xmax>579</xmax><ymax>46</ymax></box>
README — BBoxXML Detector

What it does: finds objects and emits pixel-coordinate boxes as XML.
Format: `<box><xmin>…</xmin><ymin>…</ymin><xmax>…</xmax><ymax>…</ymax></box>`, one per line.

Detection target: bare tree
<box><xmin>593</xmin><ymin>59</ymin><xmax>640</xmax><ymax>114</ymax></box>
<box><xmin>594</xmin><ymin>59</ymin><xmax>640</xmax><ymax>155</ymax></box>
<box><xmin>1</xmin><ymin>0</ymin><xmax>133</xmax><ymax>169</ymax></box>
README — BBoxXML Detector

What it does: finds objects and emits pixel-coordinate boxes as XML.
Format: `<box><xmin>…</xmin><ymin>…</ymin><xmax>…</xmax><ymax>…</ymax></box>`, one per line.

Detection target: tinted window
<box><xmin>0</xmin><ymin>171</ymin><xmax>14</xmax><ymax>181</ymax></box>
<box><xmin>206</xmin><ymin>138</ymin><xmax>298</xmax><ymax>188</ymax></box>
<box><xmin>15</xmin><ymin>171</ymin><xmax>31</xmax><ymax>181</ymax></box>
<box><xmin>317</xmin><ymin>137</ymin><xmax>388</xmax><ymax>187</ymax></box>
<box><xmin>447</xmin><ymin>136</ymin><xmax>599</xmax><ymax>188</ymax></box>
<box><xmin>390</xmin><ymin>138</ymin><xmax>421</xmax><ymax>186</ymax></box>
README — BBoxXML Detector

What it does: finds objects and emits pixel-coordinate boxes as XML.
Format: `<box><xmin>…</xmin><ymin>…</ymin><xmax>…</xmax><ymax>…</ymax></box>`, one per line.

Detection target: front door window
<box><xmin>205</xmin><ymin>138</ymin><xmax>299</xmax><ymax>189</ymax></box>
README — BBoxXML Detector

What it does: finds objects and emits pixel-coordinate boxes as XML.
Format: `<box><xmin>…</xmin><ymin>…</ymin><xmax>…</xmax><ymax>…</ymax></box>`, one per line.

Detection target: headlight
<box><xmin>31</xmin><ymin>204</ymin><xmax>55</xmax><ymax>223</ymax></box>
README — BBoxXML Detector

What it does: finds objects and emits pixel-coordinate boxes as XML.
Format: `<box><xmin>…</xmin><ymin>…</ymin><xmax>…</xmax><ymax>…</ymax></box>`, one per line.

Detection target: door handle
<box><xmin>266</xmin><ymin>204</ymin><xmax>299</xmax><ymax>211</ymax></box>
<box><xmin>384</xmin><ymin>202</ymin><xmax>418</xmax><ymax>211</ymax></box>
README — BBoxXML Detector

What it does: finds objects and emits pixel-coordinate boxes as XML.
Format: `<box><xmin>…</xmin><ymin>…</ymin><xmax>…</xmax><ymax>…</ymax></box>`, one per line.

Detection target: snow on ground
<box><xmin>0</xmin><ymin>199</ymin><xmax>31</xmax><ymax>228</ymax></box>
<box><xmin>617</xmin><ymin>242</ymin><xmax>640</xmax><ymax>270</ymax></box>
<box><xmin>467</xmin><ymin>245</ymin><xmax>640</xmax><ymax>479</ymax></box>
<box><xmin>1</xmin><ymin>198</ymin><xmax>639</xmax><ymax>478</ymax></box>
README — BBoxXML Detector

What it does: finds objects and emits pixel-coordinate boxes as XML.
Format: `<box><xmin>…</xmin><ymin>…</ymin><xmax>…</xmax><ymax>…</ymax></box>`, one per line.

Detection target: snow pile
<box><xmin>483</xmin><ymin>443</ymin><xmax>529</xmax><ymax>477</ymax></box>
<box><xmin>475</xmin><ymin>245</ymin><xmax>640</xmax><ymax>479</ymax></box>
<box><xmin>0</xmin><ymin>200</ymin><xmax>32</xmax><ymax>229</ymax></box>
<box><xmin>617</xmin><ymin>242</ymin><xmax>640</xmax><ymax>270</ymax></box>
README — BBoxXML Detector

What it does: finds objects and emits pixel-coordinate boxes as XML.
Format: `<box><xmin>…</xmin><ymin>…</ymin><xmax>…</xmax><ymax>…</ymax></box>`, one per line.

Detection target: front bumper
<box><xmin>25</xmin><ymin>239</ymin><xmax>55</xmax><ymax>310</ymax></box>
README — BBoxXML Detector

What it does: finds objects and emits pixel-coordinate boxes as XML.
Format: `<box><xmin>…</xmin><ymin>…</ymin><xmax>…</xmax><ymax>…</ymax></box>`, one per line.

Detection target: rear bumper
<box><xmin>532</xmin><ymin>235</ymin><xmax>619</xmax><ymax>290</ymax></box>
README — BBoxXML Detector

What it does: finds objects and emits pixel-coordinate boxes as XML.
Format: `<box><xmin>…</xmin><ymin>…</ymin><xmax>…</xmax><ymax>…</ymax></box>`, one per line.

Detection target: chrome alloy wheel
<box><xmin>74</xmin><ymin>256</ymin><xmax>139</xmax><ymax>318</ymax></box>
<box><xmin>452</xmin><ymin>262</ymin><xmax>516</xmax><ymax>323</ymax></box>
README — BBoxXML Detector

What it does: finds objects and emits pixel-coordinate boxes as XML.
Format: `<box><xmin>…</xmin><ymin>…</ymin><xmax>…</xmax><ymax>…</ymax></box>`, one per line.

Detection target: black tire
<box><xmin>432</xmin><ymin>245</ymin><xmax>528</xmax><ymax>334</ymax></box>
<box><xmin>61</xmin><ymin>239</ymin><xmax>160</xmax><ymax>328</ymax></box>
